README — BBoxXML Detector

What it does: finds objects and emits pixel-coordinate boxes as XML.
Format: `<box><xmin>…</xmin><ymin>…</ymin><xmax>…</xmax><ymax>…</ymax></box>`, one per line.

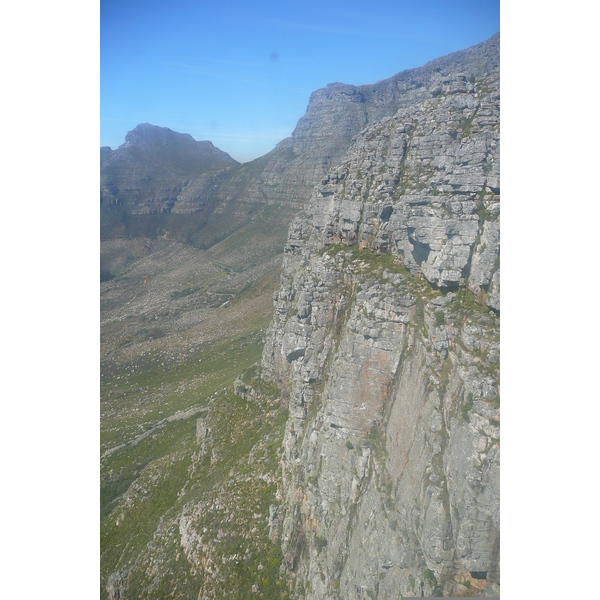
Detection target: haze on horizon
<box><xmin>101</xmin><ymin>0</ymin><xmax>499</xmax><ymax>163</ymax></box>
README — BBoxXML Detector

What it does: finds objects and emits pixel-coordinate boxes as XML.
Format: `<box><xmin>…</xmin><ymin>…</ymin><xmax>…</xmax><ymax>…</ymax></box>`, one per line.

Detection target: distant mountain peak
<box><xmin>123</xmin><ymin>123</ymin><xmax>219</xmax><ymax>152</ymax></box>
<box><xmin>100</xmin><ymin>123</ymin><xmax>238</xmax><ymax>215</ymax></box>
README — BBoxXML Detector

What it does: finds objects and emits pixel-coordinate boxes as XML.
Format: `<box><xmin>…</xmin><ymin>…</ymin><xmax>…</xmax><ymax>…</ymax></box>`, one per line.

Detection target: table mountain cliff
<box><xmin>101</xmin><ymin>33</ymin><xmax>499</xmax><ymax>599</ymax></box>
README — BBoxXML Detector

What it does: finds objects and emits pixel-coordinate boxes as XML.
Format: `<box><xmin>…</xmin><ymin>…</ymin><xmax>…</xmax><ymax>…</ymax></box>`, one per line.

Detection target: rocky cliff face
<box><xmin>193</xmin><ymin>32</ymin><xmax>500</xmax><ymax>217</ymax></box>
<box><xmin>261</xmin><ymin>35</ymin><xmax>499</xmax><ymax>598</ymax></box>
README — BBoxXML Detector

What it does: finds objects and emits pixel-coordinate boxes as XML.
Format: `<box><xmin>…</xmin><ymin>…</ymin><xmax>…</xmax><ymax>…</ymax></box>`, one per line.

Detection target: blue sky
<box><xmin>101</xmin><ymin>0</ymin><xmax>499</xmax><ymax>162</ymax></box>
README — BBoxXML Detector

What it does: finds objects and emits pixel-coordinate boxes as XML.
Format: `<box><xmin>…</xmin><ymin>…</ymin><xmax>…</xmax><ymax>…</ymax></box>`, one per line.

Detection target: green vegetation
<box><xmin>447</xmin><ymin>288</ymin><xmax>494</xmax><ymax>322</ymax></box>
<box><xmin>101</xmin><ymin>363</ymin><xmax>289</xmax><ymax>599</ymax></box>
<box><xmin>317</xmin><ymin>241</ymin><xmax>347</xmax><ymax>258</ymax></box>
<box><xmin>100</xmin><ymin>417</ymin><xmax>195</xmax><ymax>519</ymax></box>
<box><xmin>315</xmin><ymin>535</ymin><xmax>328</xmax><ymax>551</ymax></box>
<box><xmin>462</xmin><ymin>392</ymin><xmax>474</xmax><ymax>423</ymax></box>
<box><xmin>170</xmin><ymin>284</ymin><xmax>202</xmax><ymax>300</ymax></box>
<box><xmin>437</xmin><ymin>356</ymin><xmax>453</xmax><ymax>399</ymax></box>
<box><xmin>460</xmin><ymin>114</ymin><xmax>475</xmax><ymax>137</ymax></box>
<box><xmin>346</xmin><ymin>245</ymin><xmax>439</xmax><ymax>302</ymax></box>
<box><xmin>101</xmin><ymin>328</ymin><xmax>267</xmax><ymax>452</ymax></box>
<box><xmin>423</xmin><ymin>568</ymin><xmax>443</xmax><ymax>596</ymax></box>
<box><xmin>424</xmin><ymin>568</ymin><xmax>437</xmax><ymax>585</ymax></box>
<box><xmin>101</xmin><ymin>436</ymin><xmax>192</xmax><ymax>577</ymax></box>
<box><xmin>363</xmin><ymin>425</ymin><xmax>385</xmax><ymax>459</ymax></box>
<box><xmin>476</xmin><ymin>200</ymin><xmax>494</xmax><ymax>223</ymax></box>
<box><xmin>170</xmin><ymin>270</ymin><xmax>227</xmax><ymax>300</ymax></box>
<box><xmin>100</xmin><ymin>244</ymin><xmax>290</xmax><ymax>599</ymax></box>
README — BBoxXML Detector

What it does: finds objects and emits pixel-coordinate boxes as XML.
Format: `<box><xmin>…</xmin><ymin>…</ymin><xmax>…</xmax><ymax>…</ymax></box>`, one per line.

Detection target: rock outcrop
<box><xmin>261</xmin><ymin>33</ymin><xmax>499</xmax><ymax>598</ymax></box>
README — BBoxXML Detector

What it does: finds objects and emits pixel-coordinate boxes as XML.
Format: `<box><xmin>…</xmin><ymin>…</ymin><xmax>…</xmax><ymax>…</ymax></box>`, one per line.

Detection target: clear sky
<box><xmin>101</xmin><ymin>0</ymin><xmax>499</xmax><ymax>162</ymax></box>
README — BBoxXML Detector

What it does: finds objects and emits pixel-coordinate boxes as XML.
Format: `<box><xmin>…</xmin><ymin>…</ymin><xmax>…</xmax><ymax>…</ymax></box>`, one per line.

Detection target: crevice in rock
<box><xmin>286</xmin><ymin>348</ymin><xmax>305</xmax><ymax>363</ymax></box>
<box><xmin>470</xmin><ymin>571</ymin><xmax>487</xmax><ymax>580</ymax></box>
<box><xmin>380</xmin><ymin>205</ymin><xmax>393</xmax><ymax>222</ymax></box>
<box><xmin>407</xmin><ymin>229</ymin><xmax>431</xmax><ymax>266</ymax></box>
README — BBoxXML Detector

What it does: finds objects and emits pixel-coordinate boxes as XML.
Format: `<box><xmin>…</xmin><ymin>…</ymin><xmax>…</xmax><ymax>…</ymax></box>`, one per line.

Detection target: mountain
<box><xmin>101</xmin><ymin>33</ymin><xmax>499</xmax><ymax>599</ymax></box>
<box><xmin>101</xmin><ymin>34</ymin><xmax>498</xmax><ymax>248</ymax></box>
<box><xmin>101</xmin><ymin>123</ymin><xmax>238</xmax><ymax>210</ymax></box>
<box><xmin>100</xmin><ymin>124</ymin><xmax>238</xmax><ymax>240</ymax></box>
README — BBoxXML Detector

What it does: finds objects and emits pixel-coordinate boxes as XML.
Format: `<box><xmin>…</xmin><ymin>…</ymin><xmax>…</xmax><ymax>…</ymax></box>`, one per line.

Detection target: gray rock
<box><xmin>106</xmin><ymin>570</ymin><xmax>129</xmax><ymax>600</ymax></box>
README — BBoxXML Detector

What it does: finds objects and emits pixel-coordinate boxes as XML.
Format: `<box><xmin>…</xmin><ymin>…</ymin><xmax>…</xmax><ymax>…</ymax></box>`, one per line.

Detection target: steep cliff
<box><xmin>261</xmin><ymin>37</ymin><xmax>499</xmax><ymax>598</ymax></box>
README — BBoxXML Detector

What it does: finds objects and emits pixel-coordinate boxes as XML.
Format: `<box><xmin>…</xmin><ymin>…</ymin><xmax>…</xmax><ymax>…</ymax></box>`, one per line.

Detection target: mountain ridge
<box><xmin>101</xmin><ymin>33</ymin><xmax>499</xmax><ymax>244</ymax></box>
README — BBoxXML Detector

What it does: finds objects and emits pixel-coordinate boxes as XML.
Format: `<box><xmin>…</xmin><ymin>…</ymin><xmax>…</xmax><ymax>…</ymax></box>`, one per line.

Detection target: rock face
<box><xmin>261</xmin><ymin>34</ymin><xmax>499</xmax><ymax>598</ymax></box>
<box><xmin>199</xmin><ymin>31</ymin><xmax>499</xmax><ymax>219</ymax></box>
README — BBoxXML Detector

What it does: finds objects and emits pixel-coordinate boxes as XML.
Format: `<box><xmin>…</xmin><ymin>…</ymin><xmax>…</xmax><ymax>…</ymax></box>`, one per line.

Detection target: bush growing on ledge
<box><xmin>315</xmin><ymin>535</ymin><xmax>328</xmax><ymax>551</ymax></box>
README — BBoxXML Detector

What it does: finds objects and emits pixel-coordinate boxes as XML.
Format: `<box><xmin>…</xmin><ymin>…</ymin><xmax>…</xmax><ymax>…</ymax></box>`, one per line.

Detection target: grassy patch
<box><xmin>476</xmin><ymin>200</ymin><xmax>494</xmax><ymax>223</ymax></box>
<box><xmin>462</xmin><ymin>392</ymin><xmax>474</xmax><ymax>423</ymax></box>
<box><xmin>460</xmin><ymin>114</ymin><xmax>475</xmax><ymax>138</ymax></box>
<box><xmin>101</xmin><ymin>367</ymin><xmax>290</xmax><ymax>599</ymax></box>
<box><xmin>101</xmin><ymin>325</ymin><xmax>268</xmax><ymax>448</ymax></box>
